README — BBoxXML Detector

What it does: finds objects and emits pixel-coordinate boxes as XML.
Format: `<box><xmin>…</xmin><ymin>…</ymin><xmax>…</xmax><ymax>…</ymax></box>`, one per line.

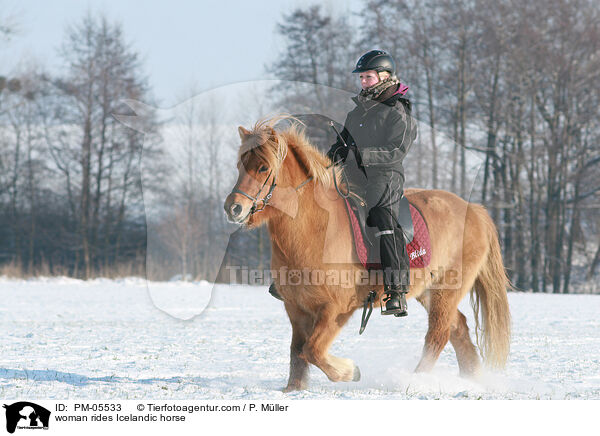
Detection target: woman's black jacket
<box><xmin>330</xmin><ymin>86</ymin><xmax>417</xmax><ymax>176</ymax></box>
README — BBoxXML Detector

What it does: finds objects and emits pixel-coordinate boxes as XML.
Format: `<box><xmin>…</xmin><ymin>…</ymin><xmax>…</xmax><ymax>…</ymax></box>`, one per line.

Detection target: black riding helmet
<box><xmin>352</xmin><ymin>50</ymin><xmax>396</xmax><ymax>75</ymax></box>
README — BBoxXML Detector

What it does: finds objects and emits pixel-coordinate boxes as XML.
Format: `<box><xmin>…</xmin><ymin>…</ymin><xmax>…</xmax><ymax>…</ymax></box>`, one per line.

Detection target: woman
<box><xmin>326</xmin><ymin>49</ymin><xmax>417</xmax><ymax>317</ymax></box>
<box><xmin>269</xmin><ymin>50</ymin><xmax>417</xmax><ymax>317</ymax></box>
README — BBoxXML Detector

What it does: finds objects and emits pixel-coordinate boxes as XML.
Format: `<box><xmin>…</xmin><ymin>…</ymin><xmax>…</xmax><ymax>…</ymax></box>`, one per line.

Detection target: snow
<box><xmin>0</xmin><ymin>277</ymin><xmax>598</xmax><ymax>400</ymax></box>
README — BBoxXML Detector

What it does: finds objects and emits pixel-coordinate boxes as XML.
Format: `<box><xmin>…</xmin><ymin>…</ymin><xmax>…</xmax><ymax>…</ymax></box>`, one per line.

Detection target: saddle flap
<box><xmin>346</xmin><ymin>192</ymin><xmax>414</xmax><ymax>245</ymax></box>
<box><xmin>344</xmin><ymin>193</ymin><xmax>430</xmax><ymax>270</ymax></box>
<box><xmin>397</xmin><ymin>195</ymin><xmax>414</xmax><ymax>244</ymax></box>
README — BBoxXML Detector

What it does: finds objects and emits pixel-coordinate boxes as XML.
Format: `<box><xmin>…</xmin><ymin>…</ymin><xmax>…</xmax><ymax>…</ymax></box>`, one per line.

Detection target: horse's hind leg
<box><xmin>449</xmin><ymin>310</ymin><xmax>481</xmax><ymax>377</ymax></box>
<box><xmin>283</xmin><ymin>304</ymin><xmax>312</xmax><ymax>392</ymax></box>
<box><xmin>415</xmin><ymin>290</ymin><xmax>456</xmax><ymax>373</ymax></box>
<box><xmin>302</xmin><ymin>305</ymin><xmax>358</xmax><ymax>383</ymax></box>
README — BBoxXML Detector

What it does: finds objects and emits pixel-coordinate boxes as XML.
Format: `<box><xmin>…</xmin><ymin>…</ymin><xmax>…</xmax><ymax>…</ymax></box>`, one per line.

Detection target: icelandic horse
<box><xmin>224</xmin><ymin>117</ymin><xmax>511</xmax><ymax>392</ymax></box>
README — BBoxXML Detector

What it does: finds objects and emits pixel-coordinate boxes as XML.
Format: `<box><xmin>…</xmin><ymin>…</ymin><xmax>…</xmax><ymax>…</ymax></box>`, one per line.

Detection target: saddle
<box><xmin>343</xmin><ymin>190</ymin><xmax>431</xmax><ymax>270</ymax></box>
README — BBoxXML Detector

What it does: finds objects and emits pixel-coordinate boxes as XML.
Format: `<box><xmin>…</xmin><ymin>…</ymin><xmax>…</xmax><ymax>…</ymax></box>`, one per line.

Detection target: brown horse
<box><xmin>224</xmin><ymin>117</ymin><xmax>511</xmax><ymax>392</ymax></box>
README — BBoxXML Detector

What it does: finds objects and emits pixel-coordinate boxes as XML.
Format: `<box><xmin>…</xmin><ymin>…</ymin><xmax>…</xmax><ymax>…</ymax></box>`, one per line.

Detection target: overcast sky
<box><xmin>1</xmin><ymin>0</ymin><xmax>359</xmax><ymax>106</ymax></box>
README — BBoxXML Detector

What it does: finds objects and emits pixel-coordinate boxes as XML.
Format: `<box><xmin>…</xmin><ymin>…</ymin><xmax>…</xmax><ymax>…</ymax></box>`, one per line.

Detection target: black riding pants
<box><xmin>364</xmin><ymin>170</ymin><xmax>410</xmax><ymax>291</ymax></box>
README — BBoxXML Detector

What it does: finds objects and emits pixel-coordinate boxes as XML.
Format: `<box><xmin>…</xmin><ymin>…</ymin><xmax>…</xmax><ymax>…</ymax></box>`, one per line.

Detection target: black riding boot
<box><xmin>382</xmin><ymin>286</ymin><xmax>408</xmax><ymax>317</ymax></box>
<box><xmin>369</xmin><ymin>210</ymin><xmax>411</xmax><ymax>317</ymax></box>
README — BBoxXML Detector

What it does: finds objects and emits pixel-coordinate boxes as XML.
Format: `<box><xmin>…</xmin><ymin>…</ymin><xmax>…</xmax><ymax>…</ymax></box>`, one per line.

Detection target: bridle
<box><xmin>230</xmin><ymin>169</ymin><xmax>278</xmax><ymax>220</ymax></box>
<box><xmin>229</xmin><ymin>154</ymin><xmax>340</xmax><ymax>222</ymax></box>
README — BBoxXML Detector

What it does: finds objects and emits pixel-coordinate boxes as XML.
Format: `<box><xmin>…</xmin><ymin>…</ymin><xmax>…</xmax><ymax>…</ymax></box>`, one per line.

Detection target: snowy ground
<box><xmin>0</xmin><ymin>277</ymin><xmax>598</xmax><ymax>400</ymax></box>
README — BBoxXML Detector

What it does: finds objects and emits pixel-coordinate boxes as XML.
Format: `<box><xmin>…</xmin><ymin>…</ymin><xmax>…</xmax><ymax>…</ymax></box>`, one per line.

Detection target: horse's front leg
<box><xmin>283</xmin><ymin>303</ymin><xmax>312</xmax><ymax>392</ymax></box>
<box><xmin>302</xmin><ymin>305</ymin><xmax>359</xmax><ymax>383</ymax></box>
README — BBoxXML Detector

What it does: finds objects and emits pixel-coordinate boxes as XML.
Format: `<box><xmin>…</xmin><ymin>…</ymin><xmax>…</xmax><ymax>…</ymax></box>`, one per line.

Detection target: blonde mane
<box><xmin>239</xmin><ymin>115</ymin><xmax>336</xmax><ymax>188</ymax></box>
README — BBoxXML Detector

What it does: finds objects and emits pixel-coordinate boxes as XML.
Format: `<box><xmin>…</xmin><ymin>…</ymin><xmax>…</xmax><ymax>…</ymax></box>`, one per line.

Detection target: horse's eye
<box><xmin>258</xmin><ymin>165</ymin><xmax>268</xmax><ymax>173</ymax></box>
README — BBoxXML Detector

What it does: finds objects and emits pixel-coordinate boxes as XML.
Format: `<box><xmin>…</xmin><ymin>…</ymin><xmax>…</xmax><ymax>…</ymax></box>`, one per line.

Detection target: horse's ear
<box><xmin>238</xmin><ymin>126</ymin><xmax>251</xmax><ymax>141</ymax></box>
<box><xmin>268</xmin><ymin>126</ymin><xmax>278</xmax><ymax>143</ymax></box>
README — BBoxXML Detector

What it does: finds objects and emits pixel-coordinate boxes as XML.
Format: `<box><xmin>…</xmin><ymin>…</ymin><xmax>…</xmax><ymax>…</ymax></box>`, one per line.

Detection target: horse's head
<box><xmin>224</xmin><ymin>119</ymin><xmax>291</xmax><ymax>227</ymax></box>
<box><xmin>224</xmin><ymin>116</ymin><xmax>333</xmax><ymax>228</ymax></box>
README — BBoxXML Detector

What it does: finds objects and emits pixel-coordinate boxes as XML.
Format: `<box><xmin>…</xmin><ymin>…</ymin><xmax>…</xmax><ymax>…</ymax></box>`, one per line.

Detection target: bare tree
<box><xmin>269</xmin><ymin>5</ymin><xmax>360</xmax><ymax>115</ymax></box>
<box><xmin>52</xmin><ymin>13</ymin><xmax>154</xmax><ymax>278</ymax></box>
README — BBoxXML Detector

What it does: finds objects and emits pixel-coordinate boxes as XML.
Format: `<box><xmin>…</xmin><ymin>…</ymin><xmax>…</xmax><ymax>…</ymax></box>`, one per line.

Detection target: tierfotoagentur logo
<box><xmin>3</xmin><ymin>402</ymin><xmax>50</xmax><ymax>433</ymax></box>
<box><xmin>226</xmin><ymin>265</ymin><xmax>462</xmax><ymax>289</ymax></box>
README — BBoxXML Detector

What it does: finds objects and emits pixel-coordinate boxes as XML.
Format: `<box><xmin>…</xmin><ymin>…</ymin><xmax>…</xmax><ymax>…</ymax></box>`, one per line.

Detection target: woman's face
<box><xmin>359</xmin><ymin>70</ymin><xmax>380</xmax><ymax>89</ymax></box>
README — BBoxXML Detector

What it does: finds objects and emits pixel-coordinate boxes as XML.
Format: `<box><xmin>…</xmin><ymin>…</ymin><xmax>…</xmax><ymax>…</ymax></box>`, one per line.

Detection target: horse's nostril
<box><xmin>231</xmin><ymin>203</ymin><xmax>243</xmax><ymax>217</ymax></box>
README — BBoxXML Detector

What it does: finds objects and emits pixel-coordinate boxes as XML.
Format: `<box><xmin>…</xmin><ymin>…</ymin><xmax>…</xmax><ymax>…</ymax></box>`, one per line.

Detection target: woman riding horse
<box><xmin>224</xmin><ymin>115</ymin><xmax>511</xmax><ymax>391</ymax></box>
<box><xmin>326</xmin><ymin>49</ymin><xmax>417</xmax><ymax>316</ymax></box>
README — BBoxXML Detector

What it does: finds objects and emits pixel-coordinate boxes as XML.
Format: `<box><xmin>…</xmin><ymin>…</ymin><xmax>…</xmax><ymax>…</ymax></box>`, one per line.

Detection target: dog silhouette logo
<box><xmin>3</xmin><ymin>402</ymin><xmax>50</xmax><ymax>433</ymax></box>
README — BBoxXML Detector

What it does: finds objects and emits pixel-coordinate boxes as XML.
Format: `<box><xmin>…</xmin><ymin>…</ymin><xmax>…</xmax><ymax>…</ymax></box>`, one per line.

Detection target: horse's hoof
<box><xmin>352</xmin><ymin>365</ymin><xmax>361</xmax><ymax>382</ymax></box>
<box><xmin>282</xmin><ymin>383</ymin><xmax>305</xmax><ymax>393</ymax></box>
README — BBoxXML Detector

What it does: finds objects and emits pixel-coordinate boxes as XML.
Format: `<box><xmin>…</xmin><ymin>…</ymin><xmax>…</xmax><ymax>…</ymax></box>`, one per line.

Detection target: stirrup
<box><xmin>381</xmin><ymin>290</ymin><xmax>408</xmax><ymax>317</ymax></box>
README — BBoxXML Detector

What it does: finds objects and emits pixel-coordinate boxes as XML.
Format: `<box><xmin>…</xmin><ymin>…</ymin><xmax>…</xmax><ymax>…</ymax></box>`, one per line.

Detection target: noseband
<box><xmin>230</xmin><ymin>169</ymin><xmax>277</xmax><ymax>218</ymax></box>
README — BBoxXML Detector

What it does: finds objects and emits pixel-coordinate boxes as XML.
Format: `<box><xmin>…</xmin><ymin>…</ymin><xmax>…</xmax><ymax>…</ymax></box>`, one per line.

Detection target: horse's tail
<box><xmin>470</xmin><ymin>206</ymin><xmax>512</xmax><ymax>369</ymax></box>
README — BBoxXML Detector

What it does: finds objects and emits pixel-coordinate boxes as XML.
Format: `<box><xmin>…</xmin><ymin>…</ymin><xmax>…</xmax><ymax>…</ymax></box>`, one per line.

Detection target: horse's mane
<box><xmin>239</xmin><ymin>115</ymin><xmax>335</xmax><ymax>188</ymax></box>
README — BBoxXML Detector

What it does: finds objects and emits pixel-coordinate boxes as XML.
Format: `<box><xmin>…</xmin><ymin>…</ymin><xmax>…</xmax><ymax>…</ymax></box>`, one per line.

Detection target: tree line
<box><xmin>1</xmin><ymin>2</ymin><xmax>599</xmax><ymax>293</ymax></box>
<box><xmin>0</xmin><ymin>14</ymin><xmax>160</xmax><ymax>278</ymax></box>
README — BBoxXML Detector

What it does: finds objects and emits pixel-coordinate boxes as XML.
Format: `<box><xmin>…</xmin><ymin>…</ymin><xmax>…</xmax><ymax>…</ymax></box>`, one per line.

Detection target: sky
<box><xmin>0</xmin><ymin>0</ymin><xmax>359</xmax><ymax>107</ymax></box>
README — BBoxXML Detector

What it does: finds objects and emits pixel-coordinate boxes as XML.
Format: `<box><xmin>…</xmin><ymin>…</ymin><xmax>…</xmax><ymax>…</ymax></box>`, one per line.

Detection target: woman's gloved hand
<box><xmin>327</xmin><ymin>144</ymin><xmax>349</xmax><ymax>163</ymax></box>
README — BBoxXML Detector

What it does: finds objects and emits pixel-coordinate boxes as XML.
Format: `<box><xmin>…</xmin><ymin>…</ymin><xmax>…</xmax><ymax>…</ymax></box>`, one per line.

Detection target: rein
<box><xmin>332</xmin><ymin>162</ymin><xmax>350</xmax><ymax>199</ymax></box>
